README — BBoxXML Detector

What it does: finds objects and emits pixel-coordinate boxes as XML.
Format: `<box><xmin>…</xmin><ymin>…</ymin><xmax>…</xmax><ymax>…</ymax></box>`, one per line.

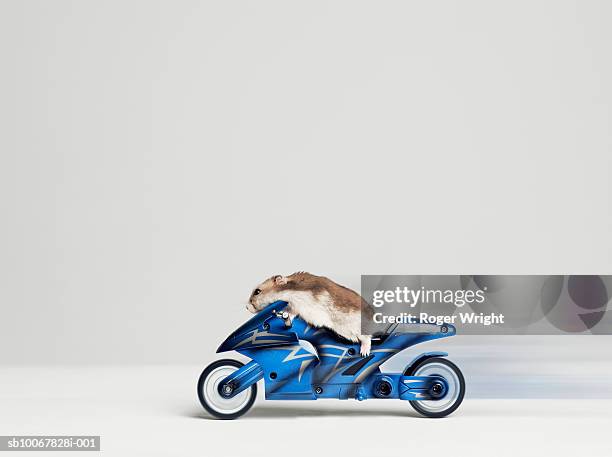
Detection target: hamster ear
<box><xmin>274</xmin><ymin>275</ymin><xmax>288</xmax><ymax>286</ymax></box>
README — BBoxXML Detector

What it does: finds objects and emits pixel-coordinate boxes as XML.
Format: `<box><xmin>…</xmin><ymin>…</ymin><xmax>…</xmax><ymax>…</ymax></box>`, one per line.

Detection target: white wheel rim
<box><xmin>202</xmin><ymin>366</ymin><xmax>252</xmax><ymax>415</ymax></box>
<box><xmin>412</xmin><ymin>362</ymin><xmax>461</xmax><ymax>413</ymax></box>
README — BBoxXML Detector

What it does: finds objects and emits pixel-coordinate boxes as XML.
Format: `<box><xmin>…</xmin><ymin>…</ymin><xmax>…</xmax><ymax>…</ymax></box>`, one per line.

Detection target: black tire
<box><xmin>197</xmin><ymin>359</ymin><xmax>257</xmax><ymax>420</ymax></box>
<box><xmin>408</xmin><ymin>357</ymin><xmax>465</xmax><ymax>418</ymax></box>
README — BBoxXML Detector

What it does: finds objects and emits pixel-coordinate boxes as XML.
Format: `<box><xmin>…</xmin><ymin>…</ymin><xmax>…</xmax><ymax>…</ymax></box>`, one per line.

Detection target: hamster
<box><xmin>247</xmin><ymin>272</ymin><xmax>373</xmax><ymax>356</ymax></box>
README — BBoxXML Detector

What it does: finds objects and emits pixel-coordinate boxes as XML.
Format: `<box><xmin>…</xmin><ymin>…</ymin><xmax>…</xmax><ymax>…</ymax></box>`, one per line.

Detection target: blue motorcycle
<box><xmin>198</xmin><ymin>300</ymin><xmax>465</xmax><ymax>419</ymax></box>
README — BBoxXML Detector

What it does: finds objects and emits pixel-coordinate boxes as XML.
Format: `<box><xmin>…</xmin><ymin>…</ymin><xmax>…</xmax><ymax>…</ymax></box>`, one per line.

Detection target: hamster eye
<box><xmin>253</xmin><ymin>288</ymin><xmax>261</xmax><ymax>296</ymax></box>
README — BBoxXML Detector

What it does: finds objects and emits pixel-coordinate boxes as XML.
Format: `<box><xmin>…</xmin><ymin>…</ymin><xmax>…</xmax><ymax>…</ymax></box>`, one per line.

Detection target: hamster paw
<box><xmin>359</xmin><ymin>339</ymin><xmax>371</xmax><ymax>357</ymax></box>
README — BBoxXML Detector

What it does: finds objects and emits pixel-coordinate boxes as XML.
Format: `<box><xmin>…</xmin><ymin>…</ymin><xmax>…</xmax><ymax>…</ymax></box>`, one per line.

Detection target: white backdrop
<box><xmin>1</xmin><ymin>0</ymin><xmax>611</xmax><ymax>364</ymax></box>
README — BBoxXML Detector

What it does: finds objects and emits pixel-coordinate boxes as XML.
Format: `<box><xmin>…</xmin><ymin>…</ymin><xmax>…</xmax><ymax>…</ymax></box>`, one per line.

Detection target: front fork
<box><xmin>219</xmin><ymin>361</ymin><xmax>263</xmax><ymax>398</ymax></box>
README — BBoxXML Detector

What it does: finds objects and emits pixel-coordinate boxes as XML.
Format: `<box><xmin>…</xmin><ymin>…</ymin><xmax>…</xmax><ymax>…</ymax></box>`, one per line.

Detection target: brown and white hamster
<box><xmin>247</xmin><ymin>272</ymin><xmax>373</xmax><ymax>356</ymax></box>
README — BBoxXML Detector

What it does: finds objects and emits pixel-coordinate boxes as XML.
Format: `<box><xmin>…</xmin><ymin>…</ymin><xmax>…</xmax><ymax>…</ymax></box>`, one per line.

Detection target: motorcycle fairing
<box><xmin>217</xmin><ymin>301</ymin><xmax>297</xmax><ymax>353</ymax></box>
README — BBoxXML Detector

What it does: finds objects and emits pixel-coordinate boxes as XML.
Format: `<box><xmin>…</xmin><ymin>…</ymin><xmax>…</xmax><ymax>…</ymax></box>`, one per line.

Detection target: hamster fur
<box><xmin>247</xmin><ymin>272</ymin><xmax>373</xmax><ymax>356</ymax></box>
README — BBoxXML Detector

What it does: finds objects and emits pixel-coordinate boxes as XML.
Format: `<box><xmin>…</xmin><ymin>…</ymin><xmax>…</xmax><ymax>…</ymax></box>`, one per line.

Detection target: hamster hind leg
<box><xmin>358</xmin><ymin>335</ymin><xmax>371</xmax><ymax>357</ymax></box>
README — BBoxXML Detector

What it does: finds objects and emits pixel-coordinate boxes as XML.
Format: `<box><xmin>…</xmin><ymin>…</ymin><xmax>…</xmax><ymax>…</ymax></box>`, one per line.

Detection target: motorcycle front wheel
<box><xmin>197</xmin><ymin>359</ymin><xmax>257</xmax><ymax>420</ymax></box>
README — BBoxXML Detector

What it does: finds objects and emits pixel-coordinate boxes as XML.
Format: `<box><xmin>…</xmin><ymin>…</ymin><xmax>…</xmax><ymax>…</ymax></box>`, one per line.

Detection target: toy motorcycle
<box><xmin>198</xmin><ymin>300</ymin><xmax>465</xmax><ymax>419</ymax></box>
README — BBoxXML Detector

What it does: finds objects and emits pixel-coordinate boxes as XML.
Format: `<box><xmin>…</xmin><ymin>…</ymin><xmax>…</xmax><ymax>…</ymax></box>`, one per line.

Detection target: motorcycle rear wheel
<box><xmin>408</xmin><ymin>357</ymin><xmax>465</xmax><ymax>418</ymax></box>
